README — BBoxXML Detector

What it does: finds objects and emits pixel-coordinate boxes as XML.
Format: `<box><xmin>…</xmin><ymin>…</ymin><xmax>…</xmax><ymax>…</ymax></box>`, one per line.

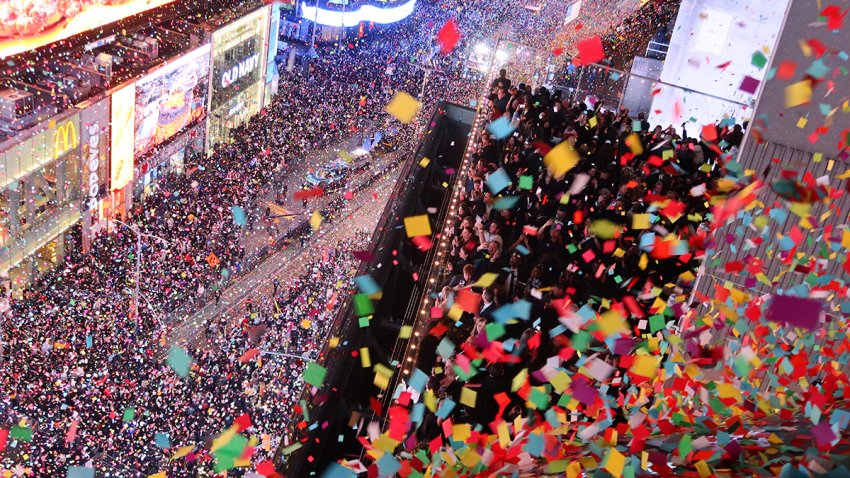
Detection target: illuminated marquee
<box><xmin>301</xmin><ymin>0</ymin><xmax>416</xmax><ymax>27</ymax></box>
<box><xmin>221</xmin><ymin>53</ymin><xmax>261</xmax><ymax>88</ymax></box>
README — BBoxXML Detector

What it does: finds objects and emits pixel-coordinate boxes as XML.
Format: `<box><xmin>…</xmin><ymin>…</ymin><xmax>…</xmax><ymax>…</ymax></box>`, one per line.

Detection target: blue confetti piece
<box><xmin>154</xmin><ymin>432</ymin><xmax>170</xmax><ymax>449</ymax></box>
<box><xmin>486</xmin><ymin>167</ymin><xmax>512</xmax><ymax>194</ymax></box>
<box><xmin>231</xmin><ymin>205</ymin><xmax>247</xmax><ymax>227</ymax></box>
<box><xmin>493</xmin><ymin>195</ymin><xmax>520</xmax><ymax>210</ymax></box>
<box><xmin>354</xmin><ymin>274</ymin><xmax>381</xmax><ymax>295</ymax></box>
<box><xmin>486</xmin><ymin>116</ymin><xmax>515</xmax><ymax>139</ymax></box>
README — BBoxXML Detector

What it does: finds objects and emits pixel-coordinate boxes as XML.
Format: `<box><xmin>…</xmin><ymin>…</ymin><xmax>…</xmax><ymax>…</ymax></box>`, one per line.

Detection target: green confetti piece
<box><xmin>751</xmin><ymin>51</ymin><xmax>768</xmax><ymax>69</ymax></box>
<box><xmin>168</xmin><ymin>346</ymin><xmax>192</xmax><ymax>377</ymax></box>
<box><xmin>304</xmin><ymin>361</ymin><xmax>327</xmax><ymax>387</ymax></box>
<box><xmin>353</xmin><ymin>293</ymin><xmax>374</xmax><ymax>317</ymax></box>
<box><xmin>10</xmin><ymin>425</ymin><xmax>32</xmax><ymax>442</ymax></box>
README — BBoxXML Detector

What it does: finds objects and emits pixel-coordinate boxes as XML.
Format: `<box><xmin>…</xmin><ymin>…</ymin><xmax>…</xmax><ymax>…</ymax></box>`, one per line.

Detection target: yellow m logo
<box><xmin>54</xmin><ymin>121</ymin><xmax>78</xmax><ymax>160</ymax></box>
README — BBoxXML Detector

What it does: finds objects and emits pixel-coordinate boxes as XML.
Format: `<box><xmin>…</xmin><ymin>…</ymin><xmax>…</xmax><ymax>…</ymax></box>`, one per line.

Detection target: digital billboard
<box><xmin>0</xmin><ymin>0</ymin><xmax>178</xmax><ymax>59</ymax></box>
<box><xmin>300</xmin><ymin>0</ymin><xmax>416</xmax><ymax>27</ymax></box>
<box><xmin>210</xmin><ymin>7</ymin><xmax>270</xmax><ymax>113</ymax></box>
<box><xmin>267</xmin><ymin>1</ymin><xmax>281</xmax><ymax>84</ymax></box>
<box><xmin>111</xmin><ymin>83</ymin><xmax>135</xmax><ymax>191</ymax></box>
<box><xmin>134</xmin><ymin>45</ymin><xmax>211</xmax><ymax>158</ymax></box>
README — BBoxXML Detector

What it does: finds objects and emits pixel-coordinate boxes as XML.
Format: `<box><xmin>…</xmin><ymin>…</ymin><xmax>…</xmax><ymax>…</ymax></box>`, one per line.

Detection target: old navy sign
<box><xmin>221</xmin><ymin>53</ymin><xmax>261</xmax><ymax>88</ymax></box>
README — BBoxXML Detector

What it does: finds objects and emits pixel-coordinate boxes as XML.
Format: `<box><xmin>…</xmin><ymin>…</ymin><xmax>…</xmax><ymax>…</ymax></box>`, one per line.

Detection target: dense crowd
<box><xmin>2</xmin><ymin>226</ymin><xmax>368</xmax><ymax>476</ymax></box>
<box><xmin>414</xmin><ymin>72</ymin><xmax>745</xmax><ymax>438</ymax></box>
<box><xmin>0</xmin><ymin>0</ymin><xmax>747</xmax><ymax>473</ymax></box>
<box><xmin>0</xmin><ymin>0</ymin><xmax>484</xmax><ymax>475</ymax></box>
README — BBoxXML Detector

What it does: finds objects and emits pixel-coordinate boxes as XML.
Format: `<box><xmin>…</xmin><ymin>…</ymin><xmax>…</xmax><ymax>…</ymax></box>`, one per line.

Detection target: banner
<box><xmin>134</xmin><ymin>45</ymin><xmax>211</xmax><ymax>158</ymax></box>
<box><xmin>80</xmin><ymin>98</ymin><xmax>111</xmax><ymax>211</ymax></box>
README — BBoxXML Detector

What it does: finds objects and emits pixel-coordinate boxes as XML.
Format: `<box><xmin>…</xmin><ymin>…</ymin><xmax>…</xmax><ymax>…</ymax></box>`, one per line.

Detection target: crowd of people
<box><xmin>2</xmin><ymin>223</ymin><xmax>368</xmax><ymax>476</ymax></box>
<box><xmin>411</xmin><ymin>72</ymin><xmax>748</xmax><ymax>447</ymax></box>
<box><xmin>0</xmin><ymin>0</ymin><xmax>791</xmax><ymax>473</ymax></box>
<box><xmin>0</xmin><ymin>0</ymin><xmax>486</xmax><ymax>475</ymax></box>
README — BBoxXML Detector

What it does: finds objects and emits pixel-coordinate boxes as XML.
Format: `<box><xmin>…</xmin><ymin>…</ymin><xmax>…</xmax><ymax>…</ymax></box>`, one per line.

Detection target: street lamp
<box><xmin>114</xmin><ymin>220</ymin><xmax>170</xmax><ymax>331</ymax></box>
<box><xmin>307</xmin><ymin>0</ymin><xmax>320</xmax><ymax>59</ymax></box>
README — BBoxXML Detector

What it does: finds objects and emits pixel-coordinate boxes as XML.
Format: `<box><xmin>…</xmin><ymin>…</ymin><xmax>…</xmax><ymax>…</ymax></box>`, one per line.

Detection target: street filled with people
<box><xmin>2</xmin><ymin>0</ymin><xmax>847</xmax><ymax>474</ymax></box>
<box><xmin>0</xmin><ymin>0</ymin><xmax>484</xmax><ymax>474</ymax></box>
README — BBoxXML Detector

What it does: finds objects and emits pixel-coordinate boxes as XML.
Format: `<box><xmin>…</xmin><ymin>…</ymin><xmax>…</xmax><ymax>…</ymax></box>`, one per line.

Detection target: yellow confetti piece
<box><xmin>385</xmin><ymin>91</ymin><xmax>422</xmax><ymax>123</ymax></box>
<box><xmin>632</xmin><ymin>213</ymin><xmax>650</xmax><ymax>229</ymax></box>
<box><xmin>310</xmin><ymin>210</ymin><xmax>322</xmax><ymax>230</ymax></box>
<box><xmin>373</xmin><ymin>433</ymin><xmax>399</xmax><ymax>453</ymax></box>
<box><xmin>695</xmin><ymin>461</ymin><xmax>712</xmax><ymax>478</ymax></box>
<box><xmin>589</xmin><ymin>219</ymin><xmax>620</xmax><ymax>239</ymax></box>
<box><xmin>171</xmin><ymin>445</ymin><xmax>195</xmax><ymax>460</ymax></box>
<box><xmin>799</xmin><ymin>39</ymin><xmax>812</xmax><ymax>57</ymax></box>
<box><xmin>543</xmin><ymin>141</ymin><xmax>579</xmax><ymax>179</ymax></box>
<box><xmin>403</xmin><ymin>214</ymin><xmax>431</xmax><ymax>237</ymax></box>
<box><xmin>785</xmin><ymin>80</ymin><xmax>812</xmax><ymax>107</ymax></box>
<box><xmin>360</xmin><ymin>347</ymin><xmax>371</xmax><ymax>368</ymax></box>
<box><xmin>497</xmin><ymin>421</ymin><xmax>511</xmax><ymax>447</ymax></box>
<box><xmin>603</xmin><ymin>447</ymin><xmax>626</xmax><ymax>477</ymax></box>
<box><xmin>460</xmin><ymin>387</ymin><xmax>477</xmax><ymax>407</ymax></box>
<box><xmin>419</xmin><ymin>157</ymin><xmax>431</xmax><ymax>167</ymax></box>
<box><xmin>472</xmin><ymin>272</ymin><xmax>499</xmax><ymax>288</ymax></box>
<box><xmin>597</xmin><ymin>309</ymin><xmax>628</xmax><ymax>336</ymax></box>
<box><xmin>549</xmin><ymin>370</ymin><xmax>571</xmax><ymax>393</ymax></box>
<box><xmin>626</xmin><ymin>133</ymin><xmax>644</xmax><ymax>155</ymax></box>
<box><xmin>452</xmin><ymin>423</ymin><xmax>471</xmax><ymax>442</ymax></box>
<box><xmin>399</xmin><ymin>325</ymin><xmax>413</xmax><ymax>339</ymax></box>
<box><xmin>631</xmin><ymin>355</ymin><xmax>659</xmax><ymax>378</ymax></box>
<box><xmin>567</xmin><ymin>461</ymin><xmax>582</xmax><ymax>478</ymax></box>
<box><xmin>148</xmin><ymin>474</ymin><xmax>166</xmax><ymax>478</ymax></box>
<box><xmin>716</xmin><ymin>382</ymin><xmax>743</xmax><ymax>402</ymax></box>
<box><xmin>424</xmin><ymin>389</ymin><xmax>438</xmax><ymax>411</ymax></box>
<box><xmin>796</xmin><ymin>117</ymin><xmax>808</xmax><ymax>128</ymax></box>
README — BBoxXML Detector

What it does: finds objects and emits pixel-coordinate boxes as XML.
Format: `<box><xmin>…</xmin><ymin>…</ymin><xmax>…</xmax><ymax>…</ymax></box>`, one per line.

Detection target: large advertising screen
<box><xmin>134</xmin><ymin>45</ymin><xmax>211</xmax><ymax>158</ymax></box>
<box><xmin>111</xmin><ymin>83</ymin><xmax>135</xmax><ymax>191</ymax></box>
<box><xmin>210</xmin><ymin>7</ymin><xmax>270</xmax><ymax>113</ymax></box>
<box><xmin>267</xmin><ymin>1</ymin><xmax>281</xmax><ymax>84</ymax></box>
<box><xmin>0</xmin><ymin>0</ymin><xmax>178</xmax><ymax>59</ymax></box>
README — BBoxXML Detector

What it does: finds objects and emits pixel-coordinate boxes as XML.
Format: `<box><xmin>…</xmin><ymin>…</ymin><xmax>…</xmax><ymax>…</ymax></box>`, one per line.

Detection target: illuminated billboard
<box><xmin>111</xmin><ymin>83</ymin><xmax>135</xmax><ymax>191</ymax></box>
<box><xmin>301</xmin><ymin>0</ymin><xmax>415</xmax><ymax>27</ymax></box>
<box><xmin>210</xmin><ymin>7</ymin><xmax>270</xmax><ymax>113</ymax></box>
<box><xmin>0</xmin><ymin>0</ymin><xmax>178</xmax><ymax>59</ymax></box>
<box><xmin>134</xmin><ymin>45</ymin><xmax>211</xmax><ymax>158</ymax></box>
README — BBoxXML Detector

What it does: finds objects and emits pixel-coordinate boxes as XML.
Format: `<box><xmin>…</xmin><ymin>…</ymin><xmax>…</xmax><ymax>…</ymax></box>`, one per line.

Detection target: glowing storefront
<box><xmin>0</xmin><ymin>112</ymin><xmax>82</xmax><ymax>293</ymax></box>
<box><xmin>207</xmin><ymin>6</ymin><xmax>271</xmax><ymax>150</ymax></box>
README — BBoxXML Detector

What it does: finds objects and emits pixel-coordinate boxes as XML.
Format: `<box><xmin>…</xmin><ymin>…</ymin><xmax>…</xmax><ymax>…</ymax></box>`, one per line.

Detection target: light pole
<box><xmin>114</xmin><ymin>220</ymin><xmax>170</xmax><ymax>330</ymax></box>
<box><xmin>306</xmin><ymin>0</ymin><xmax>320</xmax><ymax>58</ymax></box>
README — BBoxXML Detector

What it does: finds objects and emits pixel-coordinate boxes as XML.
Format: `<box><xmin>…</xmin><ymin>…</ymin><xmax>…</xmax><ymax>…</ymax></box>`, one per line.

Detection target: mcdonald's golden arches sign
<box><xmin>53</xmin><ymin>119</ymin><xmax>78</xmax><ymax>160</ymax></box>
